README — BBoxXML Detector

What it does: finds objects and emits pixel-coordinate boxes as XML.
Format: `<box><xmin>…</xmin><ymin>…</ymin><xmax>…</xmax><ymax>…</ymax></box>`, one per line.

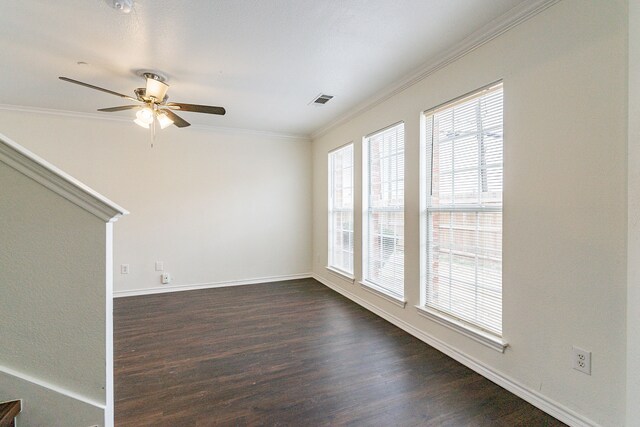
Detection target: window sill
<box><xmin>325</xmin><ymin>266</ymin><xmax>355</xmax><ymax>283</ymax></box>
<box><xmin>359</xmin><ymin>281</ymin><xmax>407</xmax><ymax>308</ymax></box>
<box><xmin>415</xmin><ymin>306</ymin><xmax>508</xmax><ymax>353</ymax></box>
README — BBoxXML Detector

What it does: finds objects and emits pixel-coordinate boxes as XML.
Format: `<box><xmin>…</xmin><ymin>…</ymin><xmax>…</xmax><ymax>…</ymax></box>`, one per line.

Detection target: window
<box><xmin>423</xmin><ymin>83</ymin><xmax>503</xmax><ymax>338</ymax></box>
<box><xmin>328</xmin><ymin>144</ymin><xmax>354</xmax><ymax>276</ymax></box>
<box><xmin>363</xmin><ymin>123</ymin><xmax>405</xmax><ymax>300</ymax></box>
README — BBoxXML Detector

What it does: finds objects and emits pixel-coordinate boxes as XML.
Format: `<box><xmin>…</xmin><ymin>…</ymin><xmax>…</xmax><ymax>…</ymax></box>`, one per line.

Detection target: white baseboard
<box><xmin>0</xmin><ymin>364</ymin><xmax>105</xmax><ymax>426</ymax></box>
<box><xmin>113</xmin><ymin>273</ymin><xmax>313</xmax><ymax>298</ymax></box>
<box><xmin>312</xmin><ymin>273</ymin><xmax>598</xmax><ymax>427</ymax></box>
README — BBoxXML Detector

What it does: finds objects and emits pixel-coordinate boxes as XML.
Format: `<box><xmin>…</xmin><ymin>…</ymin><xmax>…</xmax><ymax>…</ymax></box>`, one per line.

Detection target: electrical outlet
<box><xmin>572</xmin><ymin>346</ymin><xmax>591</xmax><ymax>375</ymax></box>
<box><xmin>120</xmin><ymin>264</ymin><xmax>129</xmax><ymax>274</ymax></box>
<box><xmin>161</xmin><ymin>272</ymin><xmax>171</xmax><ymax>284</ymax></box>
<box><xmin>155</xmin><ymin>261</ymin><xmax>164</xmax><ymax>271</ymax></box>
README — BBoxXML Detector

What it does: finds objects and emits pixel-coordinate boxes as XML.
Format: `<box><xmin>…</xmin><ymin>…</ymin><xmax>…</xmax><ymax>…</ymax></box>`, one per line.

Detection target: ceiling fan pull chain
<box><xmin>150</xmin><ymin>117</ymin><xmax>156</xmax><ymax>148</ymax></box>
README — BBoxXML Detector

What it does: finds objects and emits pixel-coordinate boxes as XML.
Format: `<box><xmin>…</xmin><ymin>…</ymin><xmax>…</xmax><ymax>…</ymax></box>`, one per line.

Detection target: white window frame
<box><xmin>418</xmin><ymin>82</ymin><xmax>507</xmax><ymax>352</ymax></box>
<box><xmin>327</xmin><ymin>143</ymin><xmax>355</xmax><ymax>280</ymax></box>
<box><xmin>362</xmin><ymin>122</ymin><xmax>406</xmax><ymax>306</ymax></box>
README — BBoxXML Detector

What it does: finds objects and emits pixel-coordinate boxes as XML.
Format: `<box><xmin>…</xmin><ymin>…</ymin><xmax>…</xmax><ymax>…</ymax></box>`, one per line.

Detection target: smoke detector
<box><xmin>310</xmin><ymin>94</ymin><xmax>334</xmax><ymax>106</ymax></box>
<box><xmin>104</xmin><ymin>0</ymin><xmax>133</xmax><ymax>13</ymax></box>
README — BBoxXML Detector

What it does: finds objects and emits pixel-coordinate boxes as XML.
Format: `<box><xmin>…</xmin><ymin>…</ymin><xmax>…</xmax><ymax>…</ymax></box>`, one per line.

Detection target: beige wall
<box><xmin>0</xmin><ymin>161</ymin><xmax>108</xmax><ymax>425</ymax></box>
<box><xmin>0</xmin><ymin>112</ymin><xmax>312</xmax><ymax>294</ymax></box>
<box><xmin>628</xmin><ymin>0</ymin><xmax>639</xmax><ymax>424</ymax></box>
<box><xmin>312</xmin><ymin>1</ymin><xmax>627</xmax><ymax>425</ymax></box>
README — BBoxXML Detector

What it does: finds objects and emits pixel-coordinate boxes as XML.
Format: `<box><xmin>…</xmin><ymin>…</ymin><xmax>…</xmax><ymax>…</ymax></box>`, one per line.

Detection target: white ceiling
<box><xmin>0</xmin><ymin>0</ymin><xmax>529</xmax><ymax>136</ymax></box>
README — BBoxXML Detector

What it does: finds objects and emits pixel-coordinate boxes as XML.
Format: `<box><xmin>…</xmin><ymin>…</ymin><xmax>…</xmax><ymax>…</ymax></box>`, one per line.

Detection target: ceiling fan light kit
<box><xmin>58</xmin><ymin>73</ymin><xmax>226</xmax><ymax>142</ymax></box>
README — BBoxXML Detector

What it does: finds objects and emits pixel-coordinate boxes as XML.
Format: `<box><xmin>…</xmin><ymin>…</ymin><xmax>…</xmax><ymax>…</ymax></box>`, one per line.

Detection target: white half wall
<box><xmin>0</xmin><ymin>155</ymin><xmax>117</xmax><ymax>426</ymax></box>
<box><xmin>0</xmin><ymin>112</ymin><xmax>312</xmax><ymax>294</ymax></box>
<box><xmin>0</xmin><ymin>161</ymin><xmax>106</xmax><ymax>399</ymax></box>
<box><xmin>312</xmin><ymin>1</ymin><xmax>627</xmax><ymax>425</ymax></box>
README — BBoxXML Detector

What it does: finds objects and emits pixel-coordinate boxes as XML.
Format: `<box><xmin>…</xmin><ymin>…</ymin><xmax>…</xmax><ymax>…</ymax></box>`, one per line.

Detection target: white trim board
<box><xmin>0</xmin><ymin>132</ymin><xmax>128</xmax><ymax>222</ymax></box>
<box><xmin>0</xmin><ymin>364</ymin><xmax>105</xmax><ymax>410</ymax></box>
<box><xmin>104</xmin><ymin>223</ymin><xmax>115</xmax><ymax>427</ymax></box>
<box><xmin>113</xmin><ymin>273</ymin><xmax>313</xmax><ymax>298</ymax></box>
<box><xmin>312</xmin><ymin>273</ymin><xmax>598</xmax><ymax>427</ymax></box>
<box><xmin>310</xmin><ymin>0</ymin><xmax>560</xmax><ymax>139</ymax></box>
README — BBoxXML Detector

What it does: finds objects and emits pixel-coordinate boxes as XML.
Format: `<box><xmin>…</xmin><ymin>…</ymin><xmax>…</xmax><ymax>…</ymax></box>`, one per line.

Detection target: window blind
<box><xmin>328</xmin><ymin>144</ymin><xmax>354</xmax><ymax>275</ymax></box>
<box><xmin>364</xmin><ymin>123</ymin><xmax>405</xmax><ymax>298</ymax></box>
<box><xmin>424</xmin><ymin>83</ymin><xmax>503</xmax><ymax>336</ymax></box>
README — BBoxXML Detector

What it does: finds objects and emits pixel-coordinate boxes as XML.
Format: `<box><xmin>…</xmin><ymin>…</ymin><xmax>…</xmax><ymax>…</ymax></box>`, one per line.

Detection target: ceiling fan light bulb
<box><xmin>134</xmin><ymin>118</ymin><xmax>150</xmax><ymax>128</ymax></box>
<box><xmin>136</xmin><ymin>107</ymin><xmax>154</xmax><ymax>124</ymax></box>
<box><xmin>157</xmin><ymin>112</ymin><xmax>174</xmax><ymax>129</ymax></box>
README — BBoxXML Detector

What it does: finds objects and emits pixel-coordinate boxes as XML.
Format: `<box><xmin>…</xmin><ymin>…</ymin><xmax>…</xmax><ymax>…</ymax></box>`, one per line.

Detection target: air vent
<box><xmin>311</xmin><ymin>94</ymin><xmax>334</xmax><ymax>105</ymax></box>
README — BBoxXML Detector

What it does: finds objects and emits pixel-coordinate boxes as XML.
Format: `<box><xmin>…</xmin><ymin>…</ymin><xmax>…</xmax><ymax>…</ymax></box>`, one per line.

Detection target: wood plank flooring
<box><xmin>114</xmin><ymin>278</ymin><xmax>565</xmax><ymax>426</ymax></box>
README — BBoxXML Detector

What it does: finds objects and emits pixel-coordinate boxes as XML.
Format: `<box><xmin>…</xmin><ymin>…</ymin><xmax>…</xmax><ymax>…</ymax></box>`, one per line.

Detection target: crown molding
<box><xmin>189</xmin><ymin>122</ymin><xmax>310</xmax><ymax>142</ymax></box>
<box><xmin>0</xmin><ymin>132</ymin><xmax>128</xmax><ymax>222</ymax></box>
<box><xmin>0</xmin><ymin>104</ymin><xmax>311</xmax><ymax>142</ymax></box>
<box><xmin>310</xmin><ymin>0</ymin><xmax>561</xmax><ymax>140</ymax></box>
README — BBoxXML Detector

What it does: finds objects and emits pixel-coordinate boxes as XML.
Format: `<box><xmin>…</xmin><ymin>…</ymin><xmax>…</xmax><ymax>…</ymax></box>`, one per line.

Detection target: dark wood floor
<box><xmin>114</xmin><ymin>278</ymin><xmax>564</xmax><ymax>426</ymax></box>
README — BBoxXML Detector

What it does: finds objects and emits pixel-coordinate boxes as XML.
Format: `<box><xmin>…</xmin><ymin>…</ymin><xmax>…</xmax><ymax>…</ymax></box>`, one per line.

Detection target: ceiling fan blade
<box><xmin>97</xmin><ymin>105</ymin><xmax>141</xmax><ymax>112</ymax></box>
<box><xmin>162</xmin><ymin>109</ymin><xmax>191</xmax><ymax>128</ymax></box>
<box><xmin>166</xmin><ymin>102</ymin><xmax>226</xmax><ymax>115</ymax></box>
<box><xmin>59</xmin><ymin>77</ymin><xmax>138</xmax><ymax>101</ymax></box>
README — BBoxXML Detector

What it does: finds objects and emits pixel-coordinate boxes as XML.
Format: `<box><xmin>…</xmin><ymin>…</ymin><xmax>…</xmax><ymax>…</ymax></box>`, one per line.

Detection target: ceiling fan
<box><xmin>58</xmin><ymin>72</ymin><xmax>226</xmax><ymax>130</ymax></box>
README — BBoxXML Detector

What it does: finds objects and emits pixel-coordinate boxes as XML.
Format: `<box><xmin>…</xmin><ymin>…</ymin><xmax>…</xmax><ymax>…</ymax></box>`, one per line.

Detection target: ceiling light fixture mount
<box><xmin>135</xmin><ymin>70</ymin><xmax>167</xmax><ymax>83</ymax></box>
<box><xmin>104</xmin><ymin>0</ymin><xmax>133</xmax><ymax>14</ymax></box>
